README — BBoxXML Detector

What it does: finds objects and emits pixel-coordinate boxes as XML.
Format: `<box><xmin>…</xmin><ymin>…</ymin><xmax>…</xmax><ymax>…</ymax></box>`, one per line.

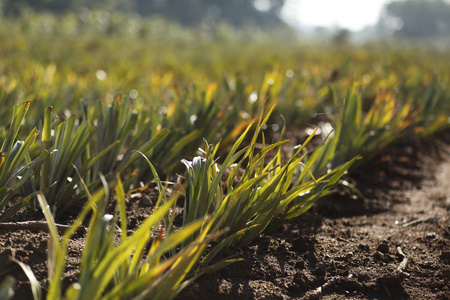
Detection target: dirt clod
<box><xmin>292</xmin><ymin>236</ymin><xmax>315</xmax><ymax>252</ymax></box>
<box><xmin>376</xmin><ymin>241</ymin><xmax>390</xmax><ymax>254</ymax></box>
<box><xmin>441</xmin><ymin>250</ymin><xmax>450</xmax><ymax>263</ymax></box>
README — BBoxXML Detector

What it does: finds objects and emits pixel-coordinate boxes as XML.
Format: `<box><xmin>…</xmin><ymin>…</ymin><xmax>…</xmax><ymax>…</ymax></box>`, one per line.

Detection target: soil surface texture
<box><xmin>1</xmin><ymin>131</ymin><xmax>450</xmax><ymax>300</ymax></box>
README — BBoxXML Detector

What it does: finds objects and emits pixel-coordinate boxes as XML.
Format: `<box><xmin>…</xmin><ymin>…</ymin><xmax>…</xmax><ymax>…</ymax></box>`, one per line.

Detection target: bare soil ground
<box><xmin>1</xmin><ymin>131</ymin><xmax>449</xmax><ymax>300</ymax></box>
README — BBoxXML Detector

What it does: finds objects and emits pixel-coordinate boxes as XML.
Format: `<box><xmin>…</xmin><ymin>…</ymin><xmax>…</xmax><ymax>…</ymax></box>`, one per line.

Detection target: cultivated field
<box><xmin>0</xmin><ymin>12</ymin><xmax>449</xmax><ymax>300</ymax></box>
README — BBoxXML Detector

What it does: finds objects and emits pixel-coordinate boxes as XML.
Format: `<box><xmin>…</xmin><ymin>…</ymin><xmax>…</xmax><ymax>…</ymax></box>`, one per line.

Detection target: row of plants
<box><xmin>1</xmin><ymin>75</ymin><xmax>449</xmax><ymax>299</ymax></box>
<box><xmin>2</xmin><ymin>72</ymin><xmax>447</xmax><ymax>221</ymax></box>
<box><xmin>0</xmin><ymin>99</ymin><xmax>356</xmax><ymax>299</ymax></box>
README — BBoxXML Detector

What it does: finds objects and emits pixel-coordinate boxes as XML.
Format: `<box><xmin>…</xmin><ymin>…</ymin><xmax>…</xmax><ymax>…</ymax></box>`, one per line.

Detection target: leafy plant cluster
<box><xmin>0</xmin><ymin>12</ymin><xmax>449</xmax><ymax>300</ymax></box>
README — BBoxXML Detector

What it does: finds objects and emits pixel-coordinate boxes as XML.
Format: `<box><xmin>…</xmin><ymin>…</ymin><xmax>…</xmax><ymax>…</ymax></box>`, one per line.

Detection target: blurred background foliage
<box><xmin>1</xmin><ymin>0</ymin><xmax>450</xmax><ymax>40</ymax></box>
<box><xmin>378</xmin><ymin>0</ymin><xmax>450</xmax><ymax>39</ymax></box>
<box><xmin>0</xmin><ymin>0</ymin><xmax>286</xmax><ymax>28</ymax></box>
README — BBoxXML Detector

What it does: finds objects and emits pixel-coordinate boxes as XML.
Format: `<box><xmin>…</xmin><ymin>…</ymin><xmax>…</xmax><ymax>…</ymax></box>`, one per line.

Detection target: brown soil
<box><xmin>1</xmin><ymin>131</ymin><xmax>450</xmax><ymax>300</ymax></box>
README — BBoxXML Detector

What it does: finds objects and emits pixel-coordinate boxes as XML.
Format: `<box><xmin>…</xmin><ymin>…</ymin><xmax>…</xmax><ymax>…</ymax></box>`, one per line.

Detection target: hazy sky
<box><xmin>281</xmin><ymin>0</ymin><xmax>390</xmax><ymax>31</ymax></box>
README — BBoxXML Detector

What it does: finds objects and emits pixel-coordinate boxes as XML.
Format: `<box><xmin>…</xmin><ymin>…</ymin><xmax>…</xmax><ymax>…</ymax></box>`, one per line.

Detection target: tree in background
<box><xmin>135</xmin><ymin>0</ymin><xmax>285</xmax><ymax>28</ymax></box>
<box><xmin>378</xmin><ymin>0</ymin><xmax>450</xmax><ymax>38</ymax></box>
<box><xmin>1</xmin><ymin>0</ymin><xmax>123</xmax><ymax>15</ymax></box>
<box><xmin>1</xmin><ymin>0</ymin><xmax>287</xmax><ymax>29</ymax></box>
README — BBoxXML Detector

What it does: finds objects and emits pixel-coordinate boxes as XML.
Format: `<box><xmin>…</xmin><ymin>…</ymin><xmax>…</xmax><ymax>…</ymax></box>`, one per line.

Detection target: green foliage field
<box><xmin>0</xmin><ymin>12</ymin><xmax>449</xmax><ymax>300</ymax></box>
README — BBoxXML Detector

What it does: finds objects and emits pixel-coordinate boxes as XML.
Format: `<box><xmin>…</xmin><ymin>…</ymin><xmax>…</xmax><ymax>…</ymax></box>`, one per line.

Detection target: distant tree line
<box><xmin>378</xmin><ymin>0</ymin><xmax>450</xmax><ymax>38</ymax></box>
<box><xmin>0</xmin><ymin>0</ymin><xmax>287</xmax><ymax>28</ymax></box>
<box><xmin>2</xmin><ymin>0</ymin><xmax>450</xmax><ymax>38</ymax></box>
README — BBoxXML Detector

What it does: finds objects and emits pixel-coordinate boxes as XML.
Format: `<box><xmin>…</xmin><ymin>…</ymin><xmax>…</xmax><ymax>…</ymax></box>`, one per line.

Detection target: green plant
<box><xmin>36</xmin><ymin>108</ymin><xmax>95</xmax><ymax>212</ymax></box>
<box><xmin>179</xmin><ymin>106</ymin><xmax>357</xmax><ymax>268</ymax></box>
<box><xmin>305</xmin><ymin>84</ymin><xmax>417</xmax><ymax>177</ymax></box>
<box><xmin>149</xmin><ymin>83</ymin><xmax>250</xmax><ymax>174</ymax></box>
<box><xmin>17</xmin><ymin>175</ymin><xmax>218</xmax><ymax>300</ymax></box>
<box><xmin>0</xmin><ymin>101</ymin><xmax>46</xmax><ymax>221</ymax></box>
